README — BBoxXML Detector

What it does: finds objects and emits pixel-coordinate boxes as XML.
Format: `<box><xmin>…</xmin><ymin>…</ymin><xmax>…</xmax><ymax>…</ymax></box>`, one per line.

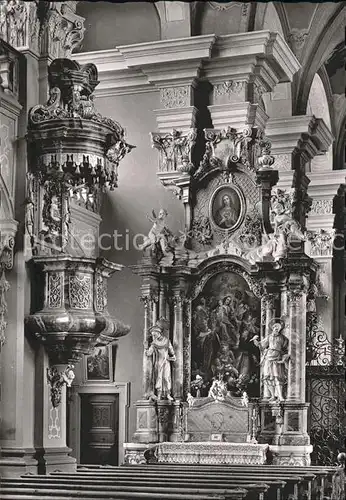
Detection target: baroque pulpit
<box><xmin>24</xmin><ymin>58</ymin><xmax>133</xmax><ymax>472</ymax></box>
<box><xmin>125</xmin><ymin>31</ymin><xmax>332</xmax><ymax>467</ymax></box>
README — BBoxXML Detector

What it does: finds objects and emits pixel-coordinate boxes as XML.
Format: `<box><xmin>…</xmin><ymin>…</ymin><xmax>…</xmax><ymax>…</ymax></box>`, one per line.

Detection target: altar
<box><xmin>156</xmin><ymin>442</ymin><xmax>269</xmax><ymax>465</ymax></box>
<box><xmin>124</xmin><ymin>35</ymin><xmax>331</xmax><ymax>468</ymax></box>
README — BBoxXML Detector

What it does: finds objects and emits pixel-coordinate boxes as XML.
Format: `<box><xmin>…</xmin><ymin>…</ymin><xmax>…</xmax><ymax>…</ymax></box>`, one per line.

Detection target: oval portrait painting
<box><xmin>210</xmin><ymin>184</ymin><xmax>244</xmax><ymax>231</ymax></box>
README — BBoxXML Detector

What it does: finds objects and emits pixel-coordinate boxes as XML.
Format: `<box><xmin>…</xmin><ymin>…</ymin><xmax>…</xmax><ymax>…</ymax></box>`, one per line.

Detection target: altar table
<box><xmin>156</xmin><ymin>441</ymin><xmax>269</xmax><ymax>465</ymax></box>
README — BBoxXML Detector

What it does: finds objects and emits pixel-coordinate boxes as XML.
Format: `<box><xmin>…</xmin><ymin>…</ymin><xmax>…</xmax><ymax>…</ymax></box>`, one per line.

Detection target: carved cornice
<box><xmin>205</xmin><ymin>31</ymin><xmax>300</xmax><ymax>89</ymax></box>
<box><xmin>265</xmin><ymin>116</ymin><xmax>333</xmax><ymax>163</ymax></box>
<box><xmin>207</xmin><ymin>102</ymin><xmax>269</xmax><ymax>131</ymax></box>
<box><xmin>72</xmin><ymin>31</ymin><xmax>299</xmax><ymax>98</ymax></box>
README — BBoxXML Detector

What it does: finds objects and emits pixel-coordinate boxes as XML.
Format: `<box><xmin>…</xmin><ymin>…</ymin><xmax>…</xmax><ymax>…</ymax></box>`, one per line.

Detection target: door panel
<box><xmin>80</xmin><ymin>393</ymin><xmax>119</xmax><ymax>465</ymax></box>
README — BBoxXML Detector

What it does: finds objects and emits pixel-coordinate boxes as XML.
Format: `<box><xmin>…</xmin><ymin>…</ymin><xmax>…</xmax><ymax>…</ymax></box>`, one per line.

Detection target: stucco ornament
<box><xmin>46</xmin><ymin>364</ymin><xmax>75</xmax><ymax>408</ymax></box>
<box><xmin>246</xmin><ymin>188</ymin><xmax>305</xmax><ymax>264</ymax></box>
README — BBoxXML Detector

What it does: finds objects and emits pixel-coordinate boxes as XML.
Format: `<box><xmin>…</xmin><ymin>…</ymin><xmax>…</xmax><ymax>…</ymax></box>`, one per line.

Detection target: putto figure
<box><xmin>146</xmin><ymin>320</ymin><xmax>176</xmax><ymax>401</ymax></box>
<box><xmin>140</xmin><ymin>208</ymin><xmax>174</xmax><ymax>255</ymax></box>
<box><xmin>251</xmin><ymin>319</ymin><xmax>290</xmax><ymax>402</ymax></box>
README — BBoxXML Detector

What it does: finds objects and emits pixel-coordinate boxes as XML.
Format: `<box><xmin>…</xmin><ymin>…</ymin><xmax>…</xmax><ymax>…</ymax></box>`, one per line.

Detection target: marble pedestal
<box><xmin>258</xmin><ymin>401</ymin><xmax>311</xmax><ymax>465</ymax></box>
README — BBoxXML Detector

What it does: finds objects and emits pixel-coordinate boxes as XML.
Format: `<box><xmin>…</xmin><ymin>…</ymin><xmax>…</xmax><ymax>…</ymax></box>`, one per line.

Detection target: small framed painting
<box><xmin>209</xmin><ymin>184</ymin><xmax>245</xmax><ymax>232</ymax></box>
<box><xmin>84</xmin><ymin>345</ymin><xmax>113</xmax><ymax>382</ymax></box>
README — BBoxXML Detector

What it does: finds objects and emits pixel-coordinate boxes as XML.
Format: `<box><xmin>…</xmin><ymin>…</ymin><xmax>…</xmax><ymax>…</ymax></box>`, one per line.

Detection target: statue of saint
<box><xmin>251</xmin><ymin>319</ymin><xmax>290</xmax><ymax>402</ymax></box>
<box><xmin>216</xmin><ymin>194</ymin><xmax>238</xmax><ymax>229</ymax></box>
<box><xmin>146</xmin><ymin>321</ymin><xmax>176</xmax><ymax>401</ymax></box>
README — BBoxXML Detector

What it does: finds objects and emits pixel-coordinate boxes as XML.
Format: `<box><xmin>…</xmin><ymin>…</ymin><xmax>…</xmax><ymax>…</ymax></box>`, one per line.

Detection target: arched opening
<box><xmin>307</xmin><ymin>73</ymin><xmax>333</xmax><ymax>172</ymax></box>
<box><xmin>75</xmin><ymin>1</ymin><xmax>161</xmax><ymax>52</ymax></box>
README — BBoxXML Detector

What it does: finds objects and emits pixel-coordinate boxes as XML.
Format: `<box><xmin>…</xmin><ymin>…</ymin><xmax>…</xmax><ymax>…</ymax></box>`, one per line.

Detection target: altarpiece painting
<box><xmin>191</xmin><ymin>272</ymin><xmax>260</xmax><ymax>398</ymax></box>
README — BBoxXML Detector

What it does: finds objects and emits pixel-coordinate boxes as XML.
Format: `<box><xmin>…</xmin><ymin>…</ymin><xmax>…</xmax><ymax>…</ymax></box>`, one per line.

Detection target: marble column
<box><xmin>140</xmin><ymin>291</ymin><xmax>158</xmax><ymax>398</ymax></box>
<box><xmin>172</xmin><ymin>291</ymin><xmax>185</xmax><ymax>400</ymax></box>
<box><xmin>287</xmin><ymin>283</ymin><xmax>308</xmax><ymax>402</ymax></box>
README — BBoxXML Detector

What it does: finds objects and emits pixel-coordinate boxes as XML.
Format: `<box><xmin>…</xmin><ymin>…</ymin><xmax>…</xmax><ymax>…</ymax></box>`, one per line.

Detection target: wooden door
<box><xmin>80</xmin><ymin>393</ymin><xmax>119</xmax><ymax>465</ymax></box>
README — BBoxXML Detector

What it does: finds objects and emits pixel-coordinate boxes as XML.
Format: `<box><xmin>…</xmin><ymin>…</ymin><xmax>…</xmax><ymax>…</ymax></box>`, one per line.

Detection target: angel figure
<box><xmin>241</xmin><ymin>391</ymin><xmax>249</xmax><ymax>407</ymax></box>
<box><xmin>139</xmin><ymin>209</ymin><xmax>174</xmax><ymax>255</ymax></box>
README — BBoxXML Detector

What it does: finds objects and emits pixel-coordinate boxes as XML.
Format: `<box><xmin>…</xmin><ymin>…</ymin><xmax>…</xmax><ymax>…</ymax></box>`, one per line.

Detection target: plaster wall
<box><xmin>75</xmin><ymin>1</ymin><xmax>160</xmax><ymax>52</ymax></box>
<box><xmin>73</xmin><ymin>90</ymin><xmax>185</xmax><ymax>438</ymax></box>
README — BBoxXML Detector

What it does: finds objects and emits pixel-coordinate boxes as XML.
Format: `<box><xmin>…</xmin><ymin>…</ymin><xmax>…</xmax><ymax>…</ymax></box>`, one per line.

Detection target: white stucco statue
<box><xmin>146</xmin><ymin>321</ymin><xmax>176</xmax><ymax>401</ymax></box>
<box><xmin>139</xmin><ymin>209</ymin><xmax>175</xmax><ymax>255</ymax></box>
<box><xmin>251</xmin><ymin>320</ymin><xmax>290</xmax><ymax>402</ymax></box>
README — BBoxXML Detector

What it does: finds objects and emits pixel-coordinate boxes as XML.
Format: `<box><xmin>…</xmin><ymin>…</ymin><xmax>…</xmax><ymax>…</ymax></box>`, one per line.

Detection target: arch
<box><xmin>75</xmin><ymin>1</ymin><xmax>161</xmax><ymax>52</ymax></box>
<box><xmin>307</xmin><ymin>73</ymin><xmax>333</xmax><ymax>172</ymax></box>
<box><xmin>335</xmin><ymin>114</ymin><xmax>346</xmax><ymax>170</ymax></box>
<box><xmin>293</xmin><ymin>3</ymin><xmax>345</xmax><ymax>115</ymax></box>
<box><xmin>256</xmin><ymin>2</ymin><xmax>286</xmax><ymax>37</ymax></box>
<box><xmin>190</xmin><ymin>256</ymin><xmax>262</xmax><ymax>300</ymax></box>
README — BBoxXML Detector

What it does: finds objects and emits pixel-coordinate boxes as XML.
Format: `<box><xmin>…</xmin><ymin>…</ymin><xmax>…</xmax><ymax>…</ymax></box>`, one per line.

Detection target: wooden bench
<box><xmin>0</xmin><ymin>484</ymin><xmax>233</xmax><ymax>500</ymax></box>
<box><xmin>50</xmin><ymin>470</ymin><xmax>284</xmax><ymax>500</ymax></box>
<box><xmin>63</xmin><ymin>467</ymin><xmax>309</xmax><ymax>500</ymax></box>
<box><xmin>117</xmin><ymin>463</ymin><xmax>324</xmax><ymax>500</ymax></box>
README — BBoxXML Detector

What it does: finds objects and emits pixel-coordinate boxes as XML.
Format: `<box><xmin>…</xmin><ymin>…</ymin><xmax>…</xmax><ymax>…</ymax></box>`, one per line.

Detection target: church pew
<box><xmin>2</xmin><ymin>476</ymin><xmax>270</xmax><ymax>500</ymax></box>
<box><xmin>0</xmin><ymin>485</ymin><xmax>234</xmax><ymax>500</ymax></box>
<box><xmin>58</xmin><ymin>468</ymin><xmax>307</xmax><ymax>499</ymax></box>
<box><xmin>0</xmin><ymin>480</ymin><xmax>247</xmax><ymax>500</ymax></box>
<box><xmin>110</xmin><ymin>464</ymin><xmax>318</xmax><ymax>498</ymax></box>
<box><xmin>124</xmin><ymin>464</ymin><xmax>331</xmax><ymax>500</ymax></box>
<box><xmin>49</xmin><ymin>471</ymin><xmax>284</xmax><ymax>500</ymax></box>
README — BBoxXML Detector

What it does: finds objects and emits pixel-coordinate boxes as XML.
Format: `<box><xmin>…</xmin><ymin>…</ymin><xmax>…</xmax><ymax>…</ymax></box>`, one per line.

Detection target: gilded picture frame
<box><xmin>209</xmin><ymin>183</ymin><xmax>246</xmax><ymax>232</ymax></box>
<box><xmin>84</xmin><ymin>344</ymin><xmax>113</xmax><ymax>383</ymax></box>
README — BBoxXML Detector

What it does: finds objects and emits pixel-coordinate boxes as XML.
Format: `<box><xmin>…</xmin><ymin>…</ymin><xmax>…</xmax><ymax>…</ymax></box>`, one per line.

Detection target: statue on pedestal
<box><xmin>145</xmin><ymin>320</ymin><xmax>176</xmax><ymax>401</ymax></box>
<box><xmin>251</xmin><ymin>319</ymin><xmax>289</xmax><ymax>402</ymax></box>
<box><xmin>139</xmin><ymin>209</ymin><xmax>175</xmax><ymax>257</ymax></box>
